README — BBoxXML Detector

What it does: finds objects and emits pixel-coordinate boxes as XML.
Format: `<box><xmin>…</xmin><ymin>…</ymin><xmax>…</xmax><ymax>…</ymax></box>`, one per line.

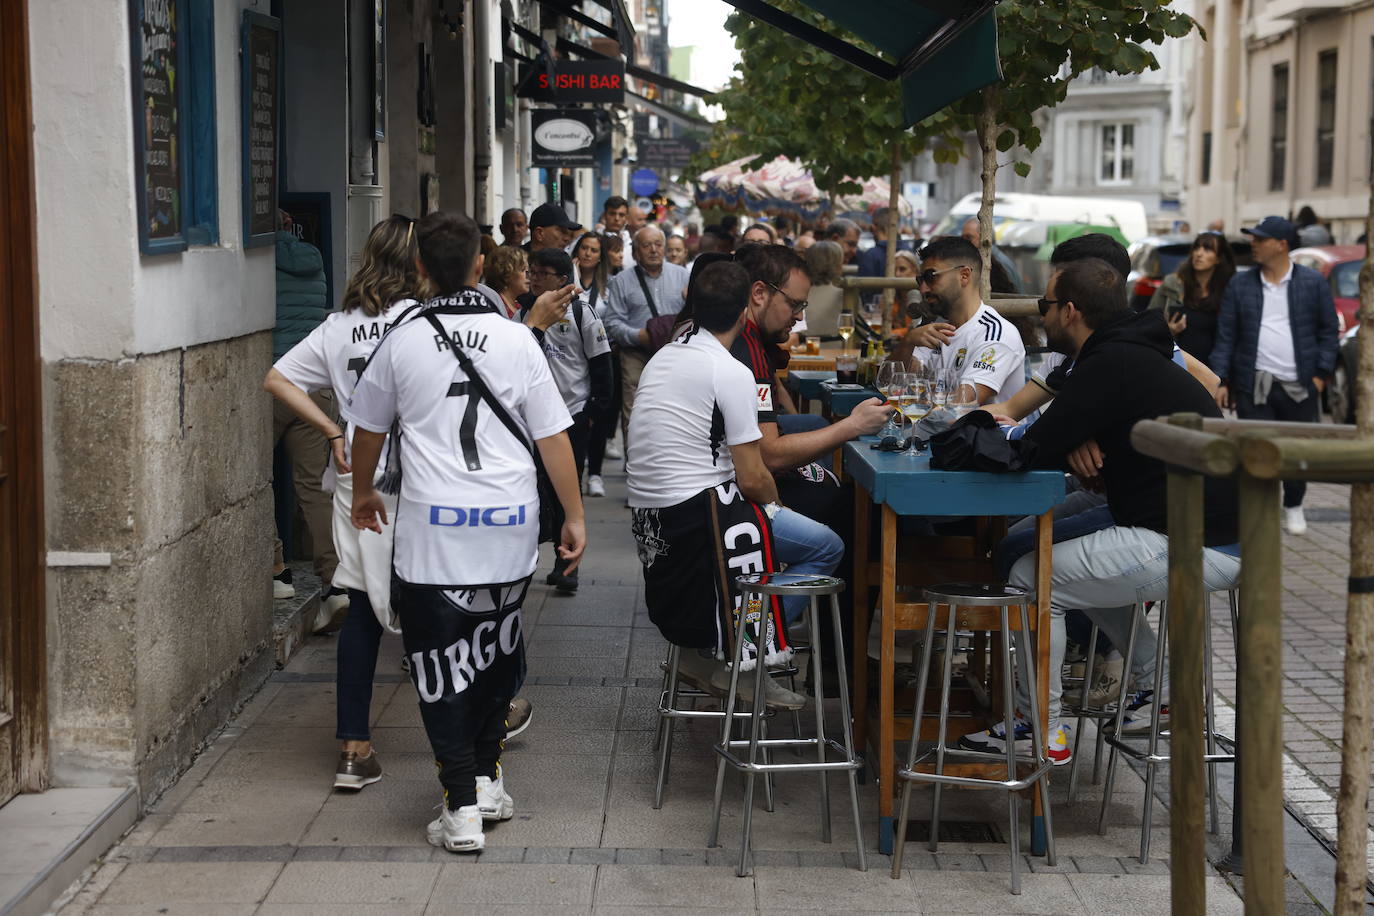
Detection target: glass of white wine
<box><xmin>875</xmin><ymin>360</ymin><xmax>903</xmax><ymax>436</ymax></box>
<box><xmin>900</xmin><ymin>373</ymin><xmax>931</xmax><ymax>458</ymax></box>
<box><xmin>836</xmin><ymin>311</ymin><xmax>855</xmax><ymax>352</ymax></box>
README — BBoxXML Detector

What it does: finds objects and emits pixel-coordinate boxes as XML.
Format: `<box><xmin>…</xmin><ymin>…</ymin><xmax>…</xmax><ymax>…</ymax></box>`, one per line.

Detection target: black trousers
<box><xmin>585</xmin><ymin>355</ymin><xmax>623</xmax><ymax>477</ymax></box>
<box><xmin>547</xmin><ymin>410</ymin><xmax>589</xmax><ymax>571</ymax></box>
<box><xmin>1236</xmin><ymin>383</ymin><xmax>1320</xmax><ymax>507</ymax></box>
<box><xmin>394</xmin><ymin>576</ymin><xmax>528</xmax><ymax>809</ymax></box>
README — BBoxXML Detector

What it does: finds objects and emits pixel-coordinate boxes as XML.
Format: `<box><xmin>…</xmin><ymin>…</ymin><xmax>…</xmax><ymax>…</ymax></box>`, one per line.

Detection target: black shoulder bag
<box><xmin>423</xmin><ymin>312</ymin><xmax>558</xmax><ymax>543</ymax></box>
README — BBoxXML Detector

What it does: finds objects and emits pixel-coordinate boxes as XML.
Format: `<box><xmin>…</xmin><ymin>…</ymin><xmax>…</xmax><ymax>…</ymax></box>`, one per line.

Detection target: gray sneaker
<box><xmin>1085</xmin><ymin>656</ymin><xmax>1126</xmax><ymax>708</ymax></box>
<box><xmin>675</xmin><ymin>651</ymin><xmax>728</xmax><ymax>698</ymax></box>
<box><xmin>710</xmin><ymin>664</ymin><xmax>808</xmax><ymax>710</ymax></box>
<box><xmin>333</xmin><ymin>750</ymin><xmax>382</xmax><ymax>790</ymax></box>
<box><xmin>505</xmin><ymin>697</ymin><xmax>533</xmax><ymax>739</ymax></box>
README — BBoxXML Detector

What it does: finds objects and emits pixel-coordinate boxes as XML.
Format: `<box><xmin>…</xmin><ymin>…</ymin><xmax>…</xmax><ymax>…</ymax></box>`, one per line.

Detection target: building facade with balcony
<box><xmin>1186</xmin><ymin>0</ymin><xmax>1374</xmax><ymax>241</ymax></box>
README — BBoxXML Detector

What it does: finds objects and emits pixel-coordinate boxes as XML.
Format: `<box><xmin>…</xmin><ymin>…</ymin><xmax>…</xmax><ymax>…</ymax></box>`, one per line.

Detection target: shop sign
<box><xmin>531</xmin><ymin>109</ymin><xmax>597</xmax><ymax>168</ymax></box>
<box><xmin>520</xmin><ymin>59</ymin><xmax>625</xmax><ymax>104</ymax></box>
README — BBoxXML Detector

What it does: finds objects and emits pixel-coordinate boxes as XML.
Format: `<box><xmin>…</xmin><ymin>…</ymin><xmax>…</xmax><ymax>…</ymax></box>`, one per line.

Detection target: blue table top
<box><xmin>784</xmin><ymin>369</ymin><xmax>836</xmax><ymax>400</ymax></box>
<box><xmin>843</xmin><ymin>439</ymin><xmax>1065</xmax><ymax>517</ymax></box>
<box><xmin>820</xmin><ymin>382</ymin><xmax>881</xmax><ymax>418</ymax></box>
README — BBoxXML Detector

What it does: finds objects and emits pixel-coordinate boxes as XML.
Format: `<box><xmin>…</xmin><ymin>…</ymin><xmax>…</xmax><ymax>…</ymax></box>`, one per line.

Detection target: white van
<box><xmin>930</xmin><ymin>192</ymin><xmax>1150</xmax><ymax>244</ymax></box>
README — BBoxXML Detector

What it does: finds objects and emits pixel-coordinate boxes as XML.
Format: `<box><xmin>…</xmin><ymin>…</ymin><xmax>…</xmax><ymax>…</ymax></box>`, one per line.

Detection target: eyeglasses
<box><xmin>766</xmin><ymin>282</ymin><xmax>808</xmax><ymax>314</ymax></box>
<box><xmin>916</xmin><ymin>265</ymin><xmax>963</xmax><ymax>287</ymax></box>
<box><xmin>1037</xmin><ymin>297</ymin><xmax>1067</xmax><ymax>317</ymax></box>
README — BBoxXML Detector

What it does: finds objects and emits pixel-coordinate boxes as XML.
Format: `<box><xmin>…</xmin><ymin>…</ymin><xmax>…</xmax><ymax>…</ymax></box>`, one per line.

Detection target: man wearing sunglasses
<box><xmin>908</xmin><ymin>236</ymin><xmax>1026</xmax><ymax>405</ymax></box>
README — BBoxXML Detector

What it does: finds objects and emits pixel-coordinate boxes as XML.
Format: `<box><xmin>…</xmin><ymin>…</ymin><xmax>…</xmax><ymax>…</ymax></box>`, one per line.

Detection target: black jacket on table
<box><xmin>1019</xmin><ymin>311</ymin><xmax>1240</xmax><ymax>547</ymax></box>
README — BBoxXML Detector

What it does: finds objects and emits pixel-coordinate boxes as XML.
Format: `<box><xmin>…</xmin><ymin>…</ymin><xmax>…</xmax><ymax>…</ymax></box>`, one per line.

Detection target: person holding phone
<box><xmin>1148</xmin><ymin>231</ymin><xmax>1236</xmax><ymax>365</ymax></box>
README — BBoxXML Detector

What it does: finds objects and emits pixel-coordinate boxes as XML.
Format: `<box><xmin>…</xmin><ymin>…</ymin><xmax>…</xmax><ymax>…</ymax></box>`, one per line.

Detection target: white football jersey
<box><xmin>915</xmin><ymin>303</ymin><xmax>1026</xmax><ymax>402</ymax></box>
<box><xmin>343</xmin><ymin>291</ymin><xmax>573</xmax><ymax>587</ymax></box>
<box><xmin>273</xmin><ymin>298</ymin><xmax>423</xmax><ymax>468</ymax></box>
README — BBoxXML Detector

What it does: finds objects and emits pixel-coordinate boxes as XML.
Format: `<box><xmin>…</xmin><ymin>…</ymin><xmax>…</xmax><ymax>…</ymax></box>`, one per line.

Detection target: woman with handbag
<box><xmin>264</xmin><ymin>214</ymin><xmax>426</xmax><ymax>791</ymax></box>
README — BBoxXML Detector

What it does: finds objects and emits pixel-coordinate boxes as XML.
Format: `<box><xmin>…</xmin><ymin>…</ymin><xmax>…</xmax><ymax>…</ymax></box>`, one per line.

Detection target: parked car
<box><xmin>1125</xmin><ymin>234</ymin><xmax>1254</xmax><ymax>312</ymax></box>
<box><xmin>1326</xmin><ymin>325</ymin><xmax>1359</xmax><ymax>424</ymax></box>
<box><xmin>1290</xmin><ymin>245</ymin><xmax>1365</xmax><ymax>333</ymax></box>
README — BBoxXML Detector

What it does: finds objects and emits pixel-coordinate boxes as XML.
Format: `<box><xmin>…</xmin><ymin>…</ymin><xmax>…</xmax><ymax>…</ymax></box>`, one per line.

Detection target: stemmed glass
<box><xmin>875</xmin><ymin>360</ymin><xmax>904</xmax><ymax>438</ymax></box>
<box><xmin>949</xmin><ymin>383</ymin><xmax>979</xmax><ymax>420</ymax></box>
<box><xmin>899</xmin><ymin>372</ymin><xmax>931</xmax><ymax>459</ymax></box>
<box><xmin>837</xmin><ymin>311</ymin><xmax>855</xmax><ymax>353</ymax></box>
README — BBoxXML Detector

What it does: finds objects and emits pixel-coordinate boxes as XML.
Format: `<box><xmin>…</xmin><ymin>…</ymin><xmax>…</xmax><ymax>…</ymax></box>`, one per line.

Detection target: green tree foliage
<box><xmin>696</xmin><ymin>0</ymin><xmax>1201</xmax><ymax>194</ymax></box>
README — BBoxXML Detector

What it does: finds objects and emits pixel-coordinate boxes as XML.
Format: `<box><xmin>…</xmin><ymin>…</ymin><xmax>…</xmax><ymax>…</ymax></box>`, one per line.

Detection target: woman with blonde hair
<box><xmin>483</xmin><ymin>245</ymin><xmax>529</xmax><ymax>320</ymax></box>
<box><xmin>264</xmin><ymin>214</ymin><xmax>427</xmax><ymax>791</ymax></box>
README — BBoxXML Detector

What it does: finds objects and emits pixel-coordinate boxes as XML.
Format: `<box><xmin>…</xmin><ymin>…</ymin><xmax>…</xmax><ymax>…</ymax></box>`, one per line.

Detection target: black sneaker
<box><xmin>273</xmin><ymin>567</ymin><xmax>295</xmax><ymax>599</ymax></box>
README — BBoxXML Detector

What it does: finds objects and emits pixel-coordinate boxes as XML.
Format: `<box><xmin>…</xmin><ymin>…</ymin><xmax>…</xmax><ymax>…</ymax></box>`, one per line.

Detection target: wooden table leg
<box><xmin>1031</xmin><ymin>508</ymin><xmax>1053</xmax><ymax>857</ymax></box>
<box><xmin>852</xmin><ymin>484</ymin><xmax>871</xmax><ymax>758</ymax></box>
<box><xmin>879</xmin><ymin>504</ymin><xmax>897</xmax><ymax>854</ymax></box>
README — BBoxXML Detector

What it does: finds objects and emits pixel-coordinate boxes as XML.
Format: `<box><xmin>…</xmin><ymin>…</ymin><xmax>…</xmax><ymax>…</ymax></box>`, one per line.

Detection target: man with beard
<box><xmin>729</xmin><ymin>245</ymin><xmax>889</xmax><ymax>680</ymax></box>
<box><xmin>907</xmin><ymin>236</ymin><xmax>1026</xmax><ymax>405</ymax></box>
<box><xmin>955</xmin><ymin>257</ymin><xmax>1240</xmax><ymax>766</ymax></box>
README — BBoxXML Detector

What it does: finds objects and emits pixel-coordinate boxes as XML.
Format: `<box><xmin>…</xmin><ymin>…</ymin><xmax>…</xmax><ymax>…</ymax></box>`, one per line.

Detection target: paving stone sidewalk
<box><xmin>1206</xmin><ymin>481</ymin><xmax>1374</xmax><ymax>869</ymax></box>
<box><xmin>57</xmin><ymin>468</ymin><xmax>1249</xmax><ymax>915</ymax></box>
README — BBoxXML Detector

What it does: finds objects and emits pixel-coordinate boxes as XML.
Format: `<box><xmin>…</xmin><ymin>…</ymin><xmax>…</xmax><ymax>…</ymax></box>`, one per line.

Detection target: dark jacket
<box><xmin>274</xmin><ymin>230</ymin><xmax>330</xmax><ymax>360</ymax></box>
<box><xmin>1209</xmin><ymin>262</ymin><xmax>1339</xmax><ymax>397</ymax></box>
<box><xmin>1021</xmin><ymin>311</ymin><xmax>1239</xmax><ymax>546</ymax></box>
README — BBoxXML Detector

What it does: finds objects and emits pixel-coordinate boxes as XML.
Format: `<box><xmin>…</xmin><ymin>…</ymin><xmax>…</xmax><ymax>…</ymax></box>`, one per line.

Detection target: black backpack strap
<box><xmin>423</xmin><ymin>311</ymin><xmax>534</xmax><ymax>463</ymax></box>
<box><xmin>634</xmin><ymin>266</ymin><xmax>658</xmax><ymax>318</ymax></box>
<box><xmin>573</xmin><ymin>299</ymin><xmax>584</xmax><ymax>333</ymax></box>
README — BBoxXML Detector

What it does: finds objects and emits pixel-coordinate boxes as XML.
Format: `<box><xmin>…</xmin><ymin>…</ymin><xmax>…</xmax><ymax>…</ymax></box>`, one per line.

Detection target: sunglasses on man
<box><xmin>915</xmin><ymin>265</ymin><xmax>964</xmax><ymax>287</ymax></box>
<box><xmin>1037</xmin><ymin>297</ymin><xmax>1070</xmax><ymax>317</ymax></box>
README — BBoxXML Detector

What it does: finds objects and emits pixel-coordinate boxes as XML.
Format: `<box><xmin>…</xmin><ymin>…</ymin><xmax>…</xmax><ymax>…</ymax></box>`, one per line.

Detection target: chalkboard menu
<box><xmin>241</xmin><ymin>12</ymin><xmax>280</xmax><ymax>248</ymax></box>
<box><xmin>130</xmin><ymin>0</ymin><xmax>188</xmax><ymax>254</ymax></box>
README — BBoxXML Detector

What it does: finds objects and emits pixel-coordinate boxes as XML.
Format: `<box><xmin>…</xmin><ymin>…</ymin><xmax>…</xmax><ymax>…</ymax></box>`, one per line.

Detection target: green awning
<box><xmin>721</xmin><ymin>0</ymin><xmax>1002</xmax><ymax>127</ymax></box>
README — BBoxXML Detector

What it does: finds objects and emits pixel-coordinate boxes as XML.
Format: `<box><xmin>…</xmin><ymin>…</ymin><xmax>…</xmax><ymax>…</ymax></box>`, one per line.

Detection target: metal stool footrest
<box><xmin>891</xmin><ymin>584</ymin><xmax>1056</xmax><ymax>896</ymax></box>
<box><xmin>709</xmin><ymin>573</ymin><xmax>866</xmax><ymax>877</ymax></box>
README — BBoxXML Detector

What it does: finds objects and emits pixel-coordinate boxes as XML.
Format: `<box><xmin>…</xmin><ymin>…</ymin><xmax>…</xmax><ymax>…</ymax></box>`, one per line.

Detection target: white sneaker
<box><xmin>605</xmin><ymin>438</ymin><xmax>623</xmax><ymax>460</ymax></box>
<box><xmin>475</xmin><ymin>769</ymin><xmax>515</xmax><ymax>822</ymax></box>
<box><xmin>587</xmin><ymin>475</ymin><xmax>606</xmax><ymax>497</ymax></box>
<box><xmin>272</xmin><ymin>569</ymin><xmax>295</xmax><ymax>599</ymax></box>
<box><xmin>1284</xmin><ymin>506</ymin><xmax>1308</xmax><ymax>535</ymax></box>
<box><xmin>426</xmin><ymin>804</ymin><xmax>484</xmax><ymax>852</ymax></box>
<box><xmin>312</xmin><ymin>588</ymin><xmax>350</xmax><ymax>635</ymax></box>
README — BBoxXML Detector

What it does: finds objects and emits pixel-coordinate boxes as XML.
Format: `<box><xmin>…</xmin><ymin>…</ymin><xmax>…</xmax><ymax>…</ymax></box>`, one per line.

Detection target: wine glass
<box><xmin>950</xmin><ymin>383</ymin><xmax>979</xmax><ymax>420</ymax></box>
<box><xmin>836</xmin><ymin>311</ymin><xmax>855</xmax><ymax>352</ymax></box>
<box><xmin>875</xmin><ymin>360</ymin><xmax>903</xmax><ymax>437</ymax></box>
<box><xmin>928</xmin><ymin>368</ymin><xmax>949</xmax><ymax>413</ymax></box>
<box><xmin>899</xmin><ymin>373</ymin><xmax>930</xmax><ymax>458</ymax></box>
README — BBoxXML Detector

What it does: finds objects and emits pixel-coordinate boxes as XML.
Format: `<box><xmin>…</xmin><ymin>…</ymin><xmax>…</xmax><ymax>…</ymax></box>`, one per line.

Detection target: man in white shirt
<box><xmin>1211</xmin><ymin>215</ymin><xmax>1340</xmax><ymax>533</ymax></box>
<box><xmin>907</xmin><ymin>236</ymin><xmax>1026</xmax><ymax>405</ymax></box>
<box><xmin>627</xmin><ymin>261</ymin><xmax>816</xmax><ymax>709</ymax></box>
<box><xmin>597</xmin><ymin>195</ymin><xmax>636</xmax><ymax>269</ymax></box>
<box><xmin>603</xmin><ymin>225</ymin><xmax>691</xmax><ymax>437</ymax></box>
<box><xmin>345</xmin><ymin>210</ymin><xmax>586</xmax><ymax>854</ymax></box>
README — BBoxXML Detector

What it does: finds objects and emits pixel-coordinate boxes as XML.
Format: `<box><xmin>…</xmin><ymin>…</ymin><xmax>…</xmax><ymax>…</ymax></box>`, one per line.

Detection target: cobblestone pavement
<box><xmin>56</xmin><ymin>467</ymin><xmax>1251</xmax><ymax>915</ymax></box>
<box><xmin>1206</xmin><ymin>481</ymin><xmax>1374</xmax><ymax>872</ymax></box>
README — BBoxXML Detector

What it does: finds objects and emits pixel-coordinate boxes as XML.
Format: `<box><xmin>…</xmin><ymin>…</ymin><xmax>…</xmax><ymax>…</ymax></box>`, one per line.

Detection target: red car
<box><xmin>1290</xmin><ymin>245</ymin><xmax>1366</xmax><ymax>333</ymax></box>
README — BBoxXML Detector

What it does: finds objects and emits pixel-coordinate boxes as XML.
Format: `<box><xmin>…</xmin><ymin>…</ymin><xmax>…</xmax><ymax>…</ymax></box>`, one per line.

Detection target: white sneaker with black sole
<box><xmin>426</xmin><ymin>804</ymin><xmax>484</xmax><ymax>852</ymax></box>
<box><xmin>587</xmin><ymin>474</ymin><xmax>606</xmax><ymax>497</ymax></box>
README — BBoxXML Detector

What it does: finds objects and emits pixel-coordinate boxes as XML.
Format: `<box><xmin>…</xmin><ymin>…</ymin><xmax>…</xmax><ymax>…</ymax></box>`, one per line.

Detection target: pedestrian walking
<box><xmin>265</xmin><ymin>214</ymin><xmax>426</xmax><ymax>791</ymax></box>
<box><xmin>346</xmin><ymin>210</ymin><xmax>585</xmax><ymax>853</ymax></box>
<box><xmin>1148</xmin><ymin>231</ymin><xmax>1236</xmax><ymax>365</ymax></box>
<box><xmin>1211</xmin><ymin>215</ymin><xmax>1340</xmax><ymax>534</ymax></box>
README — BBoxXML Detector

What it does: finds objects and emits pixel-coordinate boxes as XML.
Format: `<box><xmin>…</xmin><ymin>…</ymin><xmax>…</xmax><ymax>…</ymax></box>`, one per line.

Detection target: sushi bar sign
<box><xmin>531</xmin><ymin>110</ymin><xmax>597</xmax><ymax>167</ymax></box>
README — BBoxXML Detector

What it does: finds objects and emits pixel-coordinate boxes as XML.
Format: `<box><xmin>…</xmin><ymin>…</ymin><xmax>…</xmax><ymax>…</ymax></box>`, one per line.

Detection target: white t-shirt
<box><xmin>343</xmin><ymin>293</ymin><xmax>573</xmax><ymax>586</ymax></box>
<box><xmin>535</xmin><ymin>299</ymin><xmax>612</xmax><ymax>415</ymax></box>
<box><xmin>273</xmin><ymin>298</ymin><xmax>422</xmax><ymax>468</ymax></box>
<box><xmin>915</xmin><ymin>303</ymin><xmax>1026</xmax><ymax>401</ymax></box>
<box><xmin>1255</xmin><ymin>265</ymin><xmax>1298</xmax><ymax>381</ymax></box>
<box><xmin>626</xmin><ymin>328</ymin><xmax>763</xmax><ymax>509</ymax></box>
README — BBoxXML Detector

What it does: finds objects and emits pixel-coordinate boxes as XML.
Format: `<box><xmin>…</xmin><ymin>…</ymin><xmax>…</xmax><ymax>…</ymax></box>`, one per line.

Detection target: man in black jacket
<box><xmin>958</xmin><ymin>257</ymin><xmax>1241</xmax><ymax>765</ymax></box>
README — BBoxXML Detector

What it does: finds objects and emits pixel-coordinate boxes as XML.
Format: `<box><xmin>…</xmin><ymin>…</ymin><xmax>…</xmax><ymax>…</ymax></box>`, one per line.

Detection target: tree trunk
<box><xmin>881</xmin><ymin>145</ymin><xmax>901</xmax><ymax>338</ymax></box>
<box><xmin>975</xmin><ymin>86</ymin><xmax>999</xmax><ymax>305</ymax></box>
<box><xmin>1334</xmin><ymin>132</ymin><xmax>1374</xmax><ymax>915</ymax></box>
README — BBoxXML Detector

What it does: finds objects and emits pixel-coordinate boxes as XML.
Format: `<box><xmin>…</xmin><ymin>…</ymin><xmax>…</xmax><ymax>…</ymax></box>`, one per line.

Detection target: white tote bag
<box><xmin>330</xmin><ymin>472</ymin><xmax>401</xmax><ymax>634</ymax></box>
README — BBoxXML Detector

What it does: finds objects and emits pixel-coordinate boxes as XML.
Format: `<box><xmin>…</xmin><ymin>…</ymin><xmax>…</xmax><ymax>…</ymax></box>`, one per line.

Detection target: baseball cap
<box><xmin>529</xmin><ymin>203</ymin><xmax>581</xmax><ymax>232</ymax></box>
<box><xmin>1242</xmin><ymin>216</ymin><xmax>1297</xmax><ymax>248</ymax></box>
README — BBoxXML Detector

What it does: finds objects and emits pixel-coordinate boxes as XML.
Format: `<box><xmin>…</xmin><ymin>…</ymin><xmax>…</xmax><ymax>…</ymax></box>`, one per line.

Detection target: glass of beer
<box><xmin>837</xmin><ymin>311</ymin><xmax>855</xmax><ymax>352</ymax></box>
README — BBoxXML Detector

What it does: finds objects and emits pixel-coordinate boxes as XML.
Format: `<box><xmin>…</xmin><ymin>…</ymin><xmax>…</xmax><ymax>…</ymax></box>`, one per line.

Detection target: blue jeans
<box><xmin>770</xmin><ymin>507</ymin><xmax>844</xmax><ymax>624</ymax></box>
<box><xmin>337</xmin><ymin>588</ymin><xmax>383</xmax><ymax>741</ymax></box>
<box><xmin>995</xmin><ymin>499</ymin><xmax>1115</xmax><ymax>580</ymax></box>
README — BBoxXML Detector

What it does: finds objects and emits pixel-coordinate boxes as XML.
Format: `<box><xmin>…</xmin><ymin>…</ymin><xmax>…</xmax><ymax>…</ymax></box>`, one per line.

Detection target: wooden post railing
<box><xmin>1131</xmin><ymin>413</ymin><xmax>1374</xmax><ymax>915</ymax></box>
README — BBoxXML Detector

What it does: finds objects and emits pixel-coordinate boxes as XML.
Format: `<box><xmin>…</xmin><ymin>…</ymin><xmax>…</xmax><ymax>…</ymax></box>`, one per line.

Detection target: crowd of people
<box><xmin>260</xmin><ymin>187</ymin><xmax>1339</xmax><ymax>855</ymax></box>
